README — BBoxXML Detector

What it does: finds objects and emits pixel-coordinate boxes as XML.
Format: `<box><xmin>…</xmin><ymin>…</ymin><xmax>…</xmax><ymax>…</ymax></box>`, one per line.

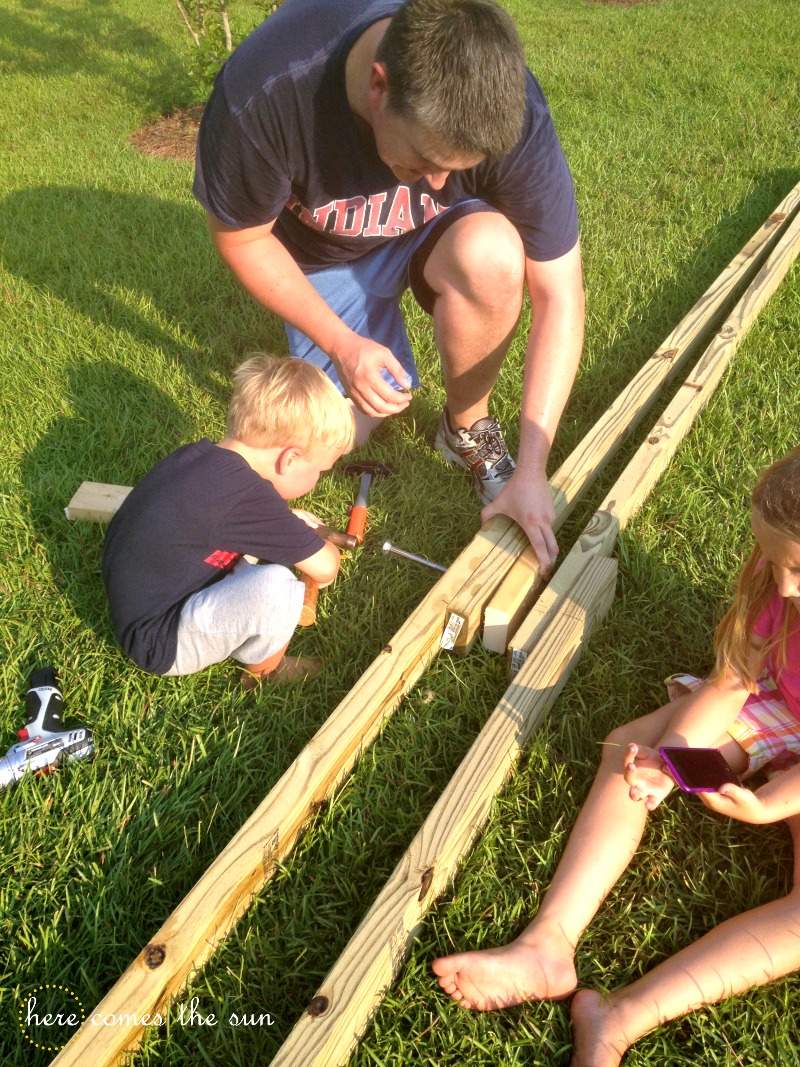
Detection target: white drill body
<box><xmin>0</xmin><ymin>669</ymin><xmax>94</xmax><ymax>790</ymax></box>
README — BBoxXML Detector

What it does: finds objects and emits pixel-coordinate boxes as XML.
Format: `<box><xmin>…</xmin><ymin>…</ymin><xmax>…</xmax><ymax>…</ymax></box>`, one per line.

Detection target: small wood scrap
<box><xmin>64</xmin><ymin>481</ymin><xmax>131</xmax><ymax>522</ymax></box>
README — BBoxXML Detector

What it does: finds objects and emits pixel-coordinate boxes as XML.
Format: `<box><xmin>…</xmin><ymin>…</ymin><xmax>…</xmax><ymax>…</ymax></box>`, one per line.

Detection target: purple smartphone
<box><xmin>659</xmin><ymin>746</ymin><xmax>741</xmax><ymax>793</ymax></box>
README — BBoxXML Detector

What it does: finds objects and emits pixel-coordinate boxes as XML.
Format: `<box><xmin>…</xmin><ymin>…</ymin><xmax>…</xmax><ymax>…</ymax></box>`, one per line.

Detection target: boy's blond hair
<box><xmin>713</xmin><ymin>444</ymin><xmax>800</xmax><ymax>689</ymax></box>
<box><xmin>226</xmin><ymin>354</ymin><xmax>356</xmax><ymax>456</ymax></box>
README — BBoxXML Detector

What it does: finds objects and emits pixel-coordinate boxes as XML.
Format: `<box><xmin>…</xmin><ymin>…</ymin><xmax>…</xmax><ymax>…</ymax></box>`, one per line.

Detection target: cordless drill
<box><xmin>0</xmin><ymin>668</ymin><xmax>94</xmax><ymax>790</ymax></box>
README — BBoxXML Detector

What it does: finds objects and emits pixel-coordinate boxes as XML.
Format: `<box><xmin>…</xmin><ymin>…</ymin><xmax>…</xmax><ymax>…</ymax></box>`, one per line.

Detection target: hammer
<box><xmin>296</xmin><ymin>524</ymin><xmax>358</xmax><ymax>626</ymax></box>
<box><xmin>344</xmin><ymin>461</ymin><xmax>393</xmax><ymax>544</ymax></box>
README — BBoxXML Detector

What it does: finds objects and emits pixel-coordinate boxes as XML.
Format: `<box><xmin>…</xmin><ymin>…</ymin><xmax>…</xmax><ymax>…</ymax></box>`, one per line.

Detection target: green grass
<box><xmin>1</xmin><ymin>0</ymin><xmax>799</xmax><ymax>1064</ymax></box>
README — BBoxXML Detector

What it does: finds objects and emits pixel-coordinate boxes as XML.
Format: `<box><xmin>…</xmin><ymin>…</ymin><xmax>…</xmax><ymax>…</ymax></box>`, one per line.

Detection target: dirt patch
<box><xmin>128</xmin><ymin>105</ymin><xmax>204</xmax><ymax>163</ymax></box>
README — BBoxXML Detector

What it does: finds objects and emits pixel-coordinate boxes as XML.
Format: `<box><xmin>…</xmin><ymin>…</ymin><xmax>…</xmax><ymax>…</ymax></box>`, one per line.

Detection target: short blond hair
<box><xmin>226</xmin><ymin>355</ymin><xmax>356</xmax><ymax>456</ymax></box>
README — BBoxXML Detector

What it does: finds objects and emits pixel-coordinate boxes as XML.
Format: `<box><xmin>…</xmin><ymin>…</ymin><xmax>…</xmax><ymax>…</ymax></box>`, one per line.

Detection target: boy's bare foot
<box><xmin>570</xmin><ymin>989</ymin><xmax>630</xmax><ymax>1067</ymax></box>
<box><xmin>432</xmin><ymin>930</ymin><xmax>578</xmax><ymax>1010</ymax></box>
<box><xmin>241</xmin><ymin>655</ymin><xmax>322</xmax><ymax>689</ymax></box>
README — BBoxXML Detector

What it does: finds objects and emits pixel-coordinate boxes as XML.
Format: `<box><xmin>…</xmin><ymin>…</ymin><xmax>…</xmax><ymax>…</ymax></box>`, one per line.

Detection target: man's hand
<box><xmin>328</xmin><ymin>332</ymin><xmax>412</xmax><ymax>419</ymax></box>
<box><xmin>623</xmin><ymin>743</ymin><xmax>675</xmax><ymax>811</ymax></box>
<box><xmin>208</xmin><ymin>216</ymin><xmax>412</xmax><ymax>419</ymax></box>
<box><xmin>481</xmin><ymin>467</ymin><xmax>558</xmax><ymax>572</ymax></box>
<box><xmin>699</xmin><ymin>784</ymin><xmax>769</xmax><ymax>824</ymax></box>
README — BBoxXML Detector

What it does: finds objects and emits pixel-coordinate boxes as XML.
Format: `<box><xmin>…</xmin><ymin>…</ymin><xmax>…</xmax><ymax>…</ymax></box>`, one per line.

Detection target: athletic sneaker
<box><xmin>434</xmin><ymin>409</ymin><xmax>516</xmax><ymax>504</ymax></box>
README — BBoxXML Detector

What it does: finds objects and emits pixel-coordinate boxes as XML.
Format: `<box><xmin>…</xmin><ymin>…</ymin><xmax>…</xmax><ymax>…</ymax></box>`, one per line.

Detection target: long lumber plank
<box><xmin>271</xmin><ymin>555</ymin><xmax>618</xmax><ymax>1067</ymax></box>
<box><xmin>53</xmin><ymin>188</ymin><xmax>800</xmax><ymax>1067</ymax></box>
<box><xmin>50</xmin><ymin>515</ymin><xmax>522</xmax><ymax>1067</ymax></box>
<box><xmin>267</xmin><ymin>192</ymin><xmax>800</xmax><ymax>1066</ymax></box>
<box><xmin>451</xmin><ymin>181</ymin><xmax>800</xmax><ymax>656</ymax></box>
<box><xmin>509</xmin><ymin>205</ymin><xmax>800</xmax><ymax>673</ymax></box>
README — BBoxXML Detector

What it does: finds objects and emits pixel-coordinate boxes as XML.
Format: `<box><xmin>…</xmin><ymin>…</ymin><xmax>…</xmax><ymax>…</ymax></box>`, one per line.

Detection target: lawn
<box><xmin>0</xmin><ymin>0</ymin><xmax>799</xmax><ymax>1064</ymax></box>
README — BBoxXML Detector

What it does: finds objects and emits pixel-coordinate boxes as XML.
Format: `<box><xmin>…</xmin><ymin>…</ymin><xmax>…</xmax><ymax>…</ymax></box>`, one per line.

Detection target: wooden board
<box><xmin>475</xmin><ymin>179</ymin><xmax>800</xmax><ymax>655</ymax></box>
<box><xmin>53</xmin><ymin>188</ymin><xmax>800</xmax><ymax>1066</ymax></box>
<box><xmin>64</xmin><ymin>481</ymin><xmax>131</xmax><ymax>521</ymax></box>
<box><xmin>271</xmin><ymin>556</ymin><xmax>618</xmax><ymax>1067</ymax></box>
<box><xmin>267</xmin><ymin>196</ymin><xmax>800</xmax><ymax>1067</ymax></box>
<box><xmin>509</xmin><ymin>205</ymin><xmax>800</xmax><ymax>672</ymax></box>
<box><xmin>49</xmin><ymin>516</ymin><xmax>517</xmax><ymax>1067</ymax></box>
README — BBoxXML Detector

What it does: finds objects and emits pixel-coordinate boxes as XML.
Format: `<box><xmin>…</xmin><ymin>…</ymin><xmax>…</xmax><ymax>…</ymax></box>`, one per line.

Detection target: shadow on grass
<box><xmin>0</xmin><ymin>185</ymin><xmax>283</xmax><ymax>401</ymax></box>
<box><xmin>548</xmin><ymin>166</ymin><xmax>800</xmax><ymax>468</ymax></box>
<box><xmin>18</xmin><ymin>360</ymin><xmax>192</xmax><ymax>640</ymax></box>
<box><xmin>0</xmin><ymin>0</ymin><xmax>187</xmax><ymax>115</ymax></box>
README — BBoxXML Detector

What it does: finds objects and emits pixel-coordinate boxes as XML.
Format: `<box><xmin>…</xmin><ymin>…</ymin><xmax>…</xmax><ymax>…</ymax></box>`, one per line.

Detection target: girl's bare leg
<box><xmin>570</xmin><ymin>814</ymin><xmax>800</xmax><ymax>1066</ymax></box>
<box><xmin>433</xmin><ymin>701</ymin><xmax>685</xmax><ymax>1010</ymax></box>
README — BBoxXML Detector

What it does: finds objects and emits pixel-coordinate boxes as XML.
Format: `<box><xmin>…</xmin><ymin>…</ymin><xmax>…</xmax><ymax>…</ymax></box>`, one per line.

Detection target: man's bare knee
<box><xmin>426</xmin><ymin>213</ymin><xmax>525</xmax><ymax>307</ymax></box>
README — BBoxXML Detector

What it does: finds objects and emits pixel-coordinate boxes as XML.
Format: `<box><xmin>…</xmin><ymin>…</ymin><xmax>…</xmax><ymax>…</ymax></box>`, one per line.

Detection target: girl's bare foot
<box><xmin>432</xmin><ymin>928</ymin><xmax>578</xmax><ymax>1010</ymax></box>
<box><xmin>241</xmin><ymin>655</ymin><xmax>322</xmax><ymax>689</ymax></box>
<box><xmin>570</xmin><ymin>989</ymin><xmax>631</xmax><ymax>1067</ymax></box>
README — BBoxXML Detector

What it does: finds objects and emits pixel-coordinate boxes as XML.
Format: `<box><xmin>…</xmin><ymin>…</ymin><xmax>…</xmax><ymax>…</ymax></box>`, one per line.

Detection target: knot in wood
<box><xmin>654</xmin><ymin>348</ymin><xmax>678</xmax><ymax>361</ymax></box>
<box><xmin>768</xmin><ymin>213</ymin><xmax>786</xmax><ymax>225</ymax></box>
<box><xmin>648</xmin><ymin>434</ymin><xmax>661</xmax><ymax>445</ymax></box>
<box><xmin>307</xmin><ymin>995</ymin><xmax>329</xmax><ymax>1017</ymax></box>
<box><xmin>382</xmin><ymin>644</ymin><xmax>392</xmax><ymax>655</ymax></box>
<box><xmin>144</xmin><ymin>943</ymin><xmax>166</xmax><ymax>969</ymax></box>
<box><xmin>719</xmin><ymin>324</ymin><xmax>736</xmax><ymax>339</ymax></box>
<box><xmin>418</xmin><ymin>866</ymin><xmax>434</xmax><ymax>901</ymax></box>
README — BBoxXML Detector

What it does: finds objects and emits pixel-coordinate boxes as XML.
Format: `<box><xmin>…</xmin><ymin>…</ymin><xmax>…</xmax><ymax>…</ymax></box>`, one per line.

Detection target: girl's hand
<box><xmin>699</xmin><ymin>783</ymin><xmax>768</xmax><ymax>824</ymax></box>
<box><xmin>291</xmin><ymin>508</ymin><xmax>324</xmax><ymax>529</ymax></box>
<box><xmin>623</xmin><ymin>743</ymin><xmax>676</xmax><ymax>811</ymax></box>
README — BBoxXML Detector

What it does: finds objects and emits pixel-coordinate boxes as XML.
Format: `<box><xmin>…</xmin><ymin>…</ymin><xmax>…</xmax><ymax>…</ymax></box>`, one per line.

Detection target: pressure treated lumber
<box><xmin>468</xmin><ymin>180</ymin><xmax>800</xmax><ymax>656</ymax></box>
<box><xmin>509</xmin><ymin>205</ymin><xmax>800</xmax><ymax>672</ymax></box>
<box><xmin>53</xmin><ymin>189</ymin><xmax>800</xmax><ymax>1067</ymax></box>
<box><xmin>64</xmin><ymin>480</ymin><xmax>131</xmax><ymax>521</ymax></box>
<box><xmin>269</xmin><ymin>195</ymin><xmax>800</xmax><ymax>1067</ymax></box>
<box><xmin>272</xmin><ymin>555</ymin><xmax>618</xmax><ymax>1067</ymax></box>
<box><xmin>49</xmin><ymin>514</ymin><xmax>521</xmax><ymax>1067</ymax></box>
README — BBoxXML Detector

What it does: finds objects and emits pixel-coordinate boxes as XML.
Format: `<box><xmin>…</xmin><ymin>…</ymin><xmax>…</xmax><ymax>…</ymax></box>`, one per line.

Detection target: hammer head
<box><xmin>343</xmin><ymin>461</ymin><xmax>394</xmax><ymax>478</ymax></box>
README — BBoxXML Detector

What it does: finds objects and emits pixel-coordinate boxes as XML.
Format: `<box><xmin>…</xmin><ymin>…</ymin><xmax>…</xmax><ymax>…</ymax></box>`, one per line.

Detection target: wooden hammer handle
<box><xmin>315</xmin><ymin>524</ymin><xmax>358</xmax><ymax>551</ymax></box>
<box><xmin>346</xmin><ymin>505</ymin><xmax>368</xmax><ymax>545</ymax></box>
<box><xmin>298</xmin><ymin>575</ymin><xmax>319</xmax><ymax>626</ymax></box>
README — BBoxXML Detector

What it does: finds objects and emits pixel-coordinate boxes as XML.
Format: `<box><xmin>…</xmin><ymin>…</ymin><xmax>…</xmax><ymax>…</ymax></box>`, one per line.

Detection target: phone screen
<box><xmin>659</xmin><ymin>746</ymin><xmax>740</xmax><ymax>792</ymax></box>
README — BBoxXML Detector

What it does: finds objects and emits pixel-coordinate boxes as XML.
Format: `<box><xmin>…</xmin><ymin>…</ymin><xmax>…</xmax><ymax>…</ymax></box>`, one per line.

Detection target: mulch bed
<box><xmin>128</xmin><ymin>105</ymin><xmax>204</xmax><ymax>162</ymax></box>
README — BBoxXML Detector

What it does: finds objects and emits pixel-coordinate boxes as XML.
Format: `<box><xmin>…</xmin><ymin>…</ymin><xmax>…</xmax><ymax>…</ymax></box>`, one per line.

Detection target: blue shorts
<box><xmin>284</xmin><ymin>200</ymin><xmax>500</xmax><ymax>394</ymax></box>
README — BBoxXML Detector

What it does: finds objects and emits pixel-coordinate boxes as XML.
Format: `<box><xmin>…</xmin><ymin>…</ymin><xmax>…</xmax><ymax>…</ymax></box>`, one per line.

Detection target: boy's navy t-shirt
<box><xmin>193</xmin><ymin>0</ymin><xmax>579</xmax><ymax>269</ymax></box>
<box><xmin>101</xmin><ymin>440</ymin><xmax>324</xmax><ymax>675</ymax></box>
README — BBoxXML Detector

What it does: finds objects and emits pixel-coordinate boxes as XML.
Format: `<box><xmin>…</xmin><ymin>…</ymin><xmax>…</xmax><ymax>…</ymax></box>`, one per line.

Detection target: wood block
<box><xmin>64</xmin><ymin>481</ymin><xmax>132</xmax><ymax>522</ymax></box>
<box><xmin>482</xmin><ymin>543</ymin><xmax>542</xmax><ymax>653</ymax></box>
<box><xmin>508</xmin><ymin>542</ymin><xmax>612</xmax><ymax>676</ymax></box>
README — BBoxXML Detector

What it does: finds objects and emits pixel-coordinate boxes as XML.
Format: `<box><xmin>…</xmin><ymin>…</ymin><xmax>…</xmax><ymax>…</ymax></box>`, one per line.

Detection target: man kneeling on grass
<box><xmin>102</xmin><ymin>356</ymin><xmax>355</xmax><ymax>686</ymax></box>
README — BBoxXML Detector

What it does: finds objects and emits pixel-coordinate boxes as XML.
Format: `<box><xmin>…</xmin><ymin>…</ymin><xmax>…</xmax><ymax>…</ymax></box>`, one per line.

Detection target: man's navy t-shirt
<box><xmin>193</xmin><ymin>0</ymin><xmax>579</xmax><ymax>269</ymax></box>
<box><xmin>101</xmin><ymin>440</ymin><xmax>323</xmax><ymax>675</ymax></box>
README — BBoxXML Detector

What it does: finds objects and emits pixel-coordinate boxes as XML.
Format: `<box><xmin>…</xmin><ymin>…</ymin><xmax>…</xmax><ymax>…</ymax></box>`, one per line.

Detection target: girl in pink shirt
<box><xmin>434</xmin><ymin>445</ymin><xmax>800</xmax><ymax>1065</ymax></box>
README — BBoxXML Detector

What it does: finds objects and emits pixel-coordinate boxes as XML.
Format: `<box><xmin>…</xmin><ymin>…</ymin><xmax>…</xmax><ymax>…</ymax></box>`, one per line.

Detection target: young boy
<box><xmin>102</xmin><ymin>355</ymin><xmax>356</xmax><ymax>685</ymax></box>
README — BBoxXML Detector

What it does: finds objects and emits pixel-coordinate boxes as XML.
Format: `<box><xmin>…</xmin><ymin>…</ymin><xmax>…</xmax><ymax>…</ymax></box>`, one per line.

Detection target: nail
<box><xmin>383</xmin><ymin>541</ymin><xmax>447</xmax><ymax>573</ymax></box>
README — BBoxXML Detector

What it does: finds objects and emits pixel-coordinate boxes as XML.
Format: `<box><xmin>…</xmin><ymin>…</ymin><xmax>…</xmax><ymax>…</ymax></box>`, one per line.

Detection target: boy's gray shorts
<box><xmin>163</xmin><ymin>559</ymin><xmax>305</xmax><ymax>676</ymax></box>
